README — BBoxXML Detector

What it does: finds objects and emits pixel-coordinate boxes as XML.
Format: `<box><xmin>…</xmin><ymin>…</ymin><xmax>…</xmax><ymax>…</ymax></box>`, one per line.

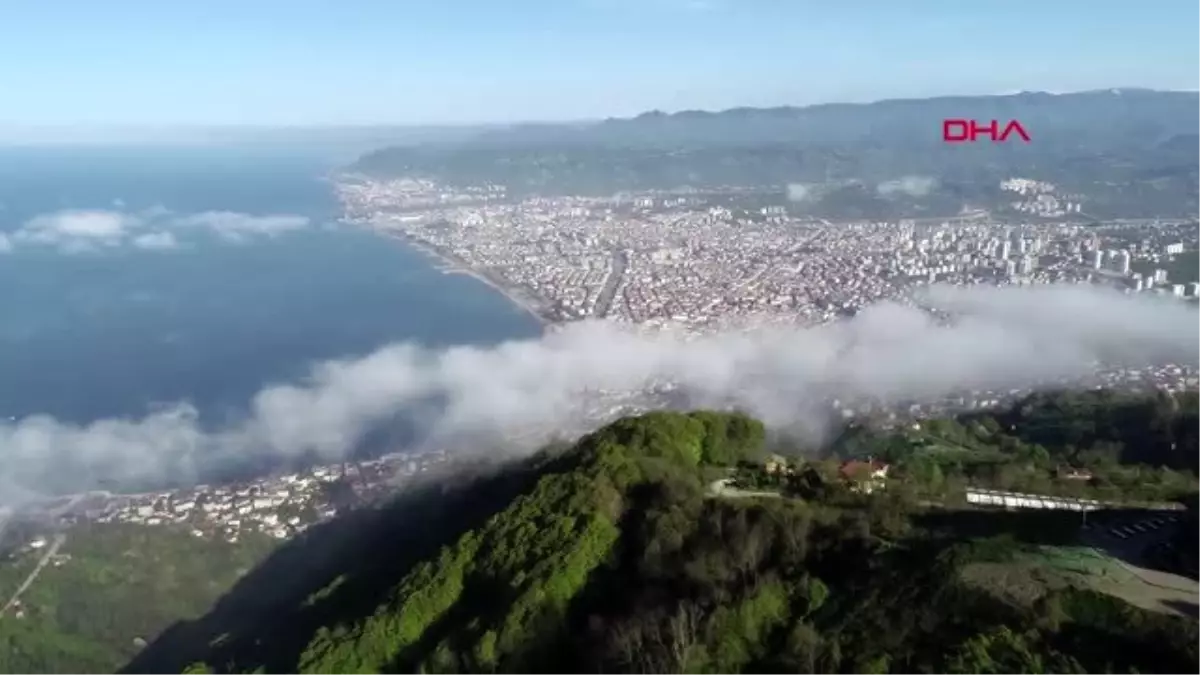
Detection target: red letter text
<box><xmin>970</xmin><ymin>119</ymin><xmax>999</xmax><ymax>142</ymax></box>
<box><xmin>999</xmin><ymin>120</ymin><xmax>1031</xmax><ymax>142</ymax></box>
<box><xmin>943</xmin><ymin>119</ymin><xmax>970</xmax><ymax>142</ymax></box>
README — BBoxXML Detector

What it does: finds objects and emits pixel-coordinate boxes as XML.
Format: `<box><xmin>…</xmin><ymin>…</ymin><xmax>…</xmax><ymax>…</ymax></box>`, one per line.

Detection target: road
<box><xmin>1</xmin><ymin>533</ymin><xmax>65</xmax><ymax>616</ymax></box>
<box><xmin>593</xmin><ymin>249</ymin><xmax>628</xmax><ymax>318</ymax></box>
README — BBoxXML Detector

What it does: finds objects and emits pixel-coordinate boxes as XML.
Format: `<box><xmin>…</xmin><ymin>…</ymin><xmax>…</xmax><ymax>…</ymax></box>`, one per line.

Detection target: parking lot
<box><xmin>1096</xmin><ymin>514</ymin><xmax>1180</xmax><ymax>542</ymax></box>
<box><xmin>1081</xmin><ymin>511</ymin><xmax>1187</xmax><ymax>570</ymax></box>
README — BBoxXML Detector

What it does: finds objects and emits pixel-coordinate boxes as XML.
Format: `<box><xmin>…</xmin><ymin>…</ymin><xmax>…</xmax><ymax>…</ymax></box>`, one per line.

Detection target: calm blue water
<box><xmin>0</xmin><ymin>146</ymin><xmax>541</xmax><ymax>425</ymax></box>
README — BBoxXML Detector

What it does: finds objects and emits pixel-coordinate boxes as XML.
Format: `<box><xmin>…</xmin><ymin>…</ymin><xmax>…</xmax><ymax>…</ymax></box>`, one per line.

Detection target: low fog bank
<box><xmin>1</xmin><ymin>284</ymin><xmax>1196</xmax><ymax>504</ymax></box>
<box><xmin>877</xmin><ymin>175</ymin><xmax>938</xmax><ymax>197</ymax></box>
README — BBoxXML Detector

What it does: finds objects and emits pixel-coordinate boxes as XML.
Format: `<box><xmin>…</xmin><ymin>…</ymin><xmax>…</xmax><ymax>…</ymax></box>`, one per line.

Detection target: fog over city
<box><xmin>782</xmin><ymin>176</ymin><xmax>940</xmax><ymax>204</ymax></box>
<box><xmin>0</xmin><ymin>284</ymin><xmax>1195</xmax><ymax>504</ymax></box>
<box><xmin>877</xmin><ymin>175</ymin><xmax>939</xmax><ymax>197</ymax></box>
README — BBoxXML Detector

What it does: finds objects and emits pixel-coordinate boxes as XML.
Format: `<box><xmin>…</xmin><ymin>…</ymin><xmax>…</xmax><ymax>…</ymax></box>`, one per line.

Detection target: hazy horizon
<box><xmin>1</xmin><ymin>86</ymin><xmax>1196</xmax><ymax>147</ymax></box>
<box><xmin>2</xmin><ymin>0</ymin><xmax>1196</xmax><ymax>127</ymax></box>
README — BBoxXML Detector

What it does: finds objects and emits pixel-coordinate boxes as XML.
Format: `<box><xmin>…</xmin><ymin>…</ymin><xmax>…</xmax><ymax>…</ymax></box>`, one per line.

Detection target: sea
<box><xmin>0</xmin><ymin>144</ymin><xmax>542</xmax><ymax>427</ymax></box>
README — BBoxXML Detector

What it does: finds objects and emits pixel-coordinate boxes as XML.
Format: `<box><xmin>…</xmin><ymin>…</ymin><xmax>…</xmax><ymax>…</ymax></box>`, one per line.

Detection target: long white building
<box><xmin>964</xmin><ymin>488</ymin><xmax>1181</xmax><ymax>512</ymax></box>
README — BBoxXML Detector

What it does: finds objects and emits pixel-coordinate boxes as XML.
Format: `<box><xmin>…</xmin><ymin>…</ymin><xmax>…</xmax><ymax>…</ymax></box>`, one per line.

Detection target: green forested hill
<box><xmin>124</xmin><ymin>402</ymin><xmax>1199</xmax><ymax>675</ymax></box>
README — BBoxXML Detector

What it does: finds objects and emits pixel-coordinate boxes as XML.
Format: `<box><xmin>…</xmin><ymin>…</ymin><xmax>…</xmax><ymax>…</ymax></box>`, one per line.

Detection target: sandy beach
<box><xmin>380</xmin><ymin>231</ymin><xmax>554</xmax><ymax>328</ymax></box>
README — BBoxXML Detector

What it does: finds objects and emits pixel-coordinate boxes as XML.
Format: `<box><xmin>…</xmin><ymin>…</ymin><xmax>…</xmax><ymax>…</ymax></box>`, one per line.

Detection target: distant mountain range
<box><xmin>463</xmin><ymin>89</ymin><xmax>1197</xmax><ymax>148</ymax></box>
<box><xmin>351</xmin><ymin>89</ymin><xmax>1199</xmax><ymax>218</ymax></box>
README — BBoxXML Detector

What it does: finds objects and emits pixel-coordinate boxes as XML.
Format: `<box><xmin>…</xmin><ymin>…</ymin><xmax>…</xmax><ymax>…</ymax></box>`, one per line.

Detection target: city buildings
<box><xmin>10</xmin><ymin>178</ymin><xmax>1196</xmax><ymax>551</ymax></box>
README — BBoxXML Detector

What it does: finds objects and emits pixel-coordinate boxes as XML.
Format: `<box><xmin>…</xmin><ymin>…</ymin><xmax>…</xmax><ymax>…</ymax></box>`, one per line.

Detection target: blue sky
<box><xmin>1</xmin><ymin>0</ymin><xmax>1196</xmax><ymax>126</ymax></box>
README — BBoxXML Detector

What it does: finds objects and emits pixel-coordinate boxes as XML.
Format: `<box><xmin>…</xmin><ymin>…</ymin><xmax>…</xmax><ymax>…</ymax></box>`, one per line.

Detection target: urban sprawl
<box><xmin>3</xmin><ymin>175</ymin><xmax>1197</xmax><ymax>557</ymax></box>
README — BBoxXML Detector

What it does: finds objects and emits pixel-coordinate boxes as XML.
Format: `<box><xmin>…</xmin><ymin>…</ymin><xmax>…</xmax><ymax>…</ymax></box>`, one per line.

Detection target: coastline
<box><xmin>378</xmin><ymin>230</ymin><xmax>556</xmax><ymax>329</ymax></box>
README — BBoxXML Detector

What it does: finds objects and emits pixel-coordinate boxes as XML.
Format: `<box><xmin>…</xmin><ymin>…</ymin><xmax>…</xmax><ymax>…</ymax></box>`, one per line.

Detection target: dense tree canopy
<box><xmin>119</xmin><ymin>396</ymin><xmax>1198</xmax><ymax>675</ymax></box>
<box><xmin>0</xmin><ymin>393</ymin><xmax>1192</xmax><ymax>673</ymax></box>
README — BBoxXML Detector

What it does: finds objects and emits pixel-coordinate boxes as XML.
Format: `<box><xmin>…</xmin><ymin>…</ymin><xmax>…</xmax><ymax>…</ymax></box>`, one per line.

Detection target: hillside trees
<box><xmin>123</xmin><ymin>399</ymin><xmax>1199</xmax><ymax>675</ymax></box>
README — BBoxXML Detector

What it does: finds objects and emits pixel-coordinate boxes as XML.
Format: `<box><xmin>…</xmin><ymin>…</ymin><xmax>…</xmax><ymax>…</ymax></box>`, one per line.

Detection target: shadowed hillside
<box><xmin>123</xmin><ymin>404</ymin><xmax>1198</xmax><ymax>674</ymax></box>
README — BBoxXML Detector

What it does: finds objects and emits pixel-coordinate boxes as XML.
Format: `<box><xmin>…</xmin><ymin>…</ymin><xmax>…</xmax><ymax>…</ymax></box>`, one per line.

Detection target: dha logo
<box><xmin>943</xmin><ymin>119</ymin><xmax>1031</xmax><ymax>143</ymax></box>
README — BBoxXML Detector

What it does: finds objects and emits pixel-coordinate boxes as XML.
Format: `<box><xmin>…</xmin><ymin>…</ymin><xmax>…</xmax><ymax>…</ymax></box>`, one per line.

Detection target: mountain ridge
<box><xmin>349</xmin><ymin>89</ymin><xmax>1198</xmax><ymax>217</ymax></box>
<box><xmin>458</xmin><ymin>89</ymin><xmax>1199</xmax><ymax>147</ymax></box>
<box><xmin>618</xmin><ymin>88</ymin><xmax>1195</xmax><ymax>120</ymax></box>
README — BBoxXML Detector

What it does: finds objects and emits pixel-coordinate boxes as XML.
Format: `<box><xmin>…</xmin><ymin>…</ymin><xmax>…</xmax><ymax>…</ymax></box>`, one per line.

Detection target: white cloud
<box><xmin>26</xmin><ymin>211</ymin><xmax>131</xmax><ymax>238</ymax></box>
<box><xmin>0</xmin><ymin>284</ymin><xmax>1195</xmax><ymax>504</ymax></box>
<box><xmin>4</xmin><ymin>207</ymin><xmax>311</xmax><ymax>254</ymax></box>
<box><xmin>13</xmin><ymin>210</ymin><xmax>137</xmax><ymax>252</ymax></box>
<box><xmin>173</xmin><ymin>211</ymin><xmax>311</xmax><ymax>243</ymax></box>
<box><xmin>131</xmin><ymin>231</ymin><xmax>180</xmax><ymax>250</ymax></box>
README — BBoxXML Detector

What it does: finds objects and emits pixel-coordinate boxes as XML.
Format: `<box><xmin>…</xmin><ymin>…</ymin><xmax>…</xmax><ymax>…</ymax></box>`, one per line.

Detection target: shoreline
<box><xmin>378</xmin><ymin>230</ymin><xmax>557</xmax><ymax>329</ymax></box>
